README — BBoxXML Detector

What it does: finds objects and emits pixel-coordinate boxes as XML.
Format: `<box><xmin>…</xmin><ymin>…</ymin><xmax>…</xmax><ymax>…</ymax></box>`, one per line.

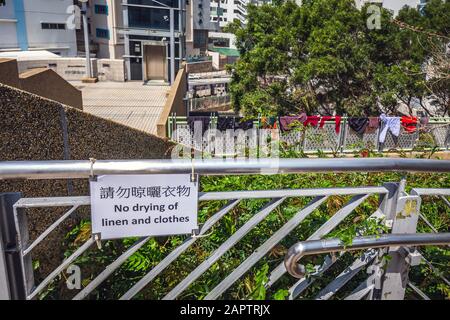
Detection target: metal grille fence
<box><xmin>0</xmin><ymin>159</ymin><xmax>449</xmax><ymax>300</ymax></box>
<box><xmin>168</xmin><ymin>117</ymin><xmax>450</xmax><ymax>155</ymax></box>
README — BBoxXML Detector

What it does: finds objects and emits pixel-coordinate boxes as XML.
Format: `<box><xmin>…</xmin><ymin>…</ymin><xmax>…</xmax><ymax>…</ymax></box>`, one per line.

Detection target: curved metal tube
<box><xmin>285</xmin><ymin>233</ymin><xmax>450</xmax><ymax>279</ymax></box>
<box><xmin>0</xmin><ymin>158</ymin><xmax>449</xmax><ymax>180</ymax></box>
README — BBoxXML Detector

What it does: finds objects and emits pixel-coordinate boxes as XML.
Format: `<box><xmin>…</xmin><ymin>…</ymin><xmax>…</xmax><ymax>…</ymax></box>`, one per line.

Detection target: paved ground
<box><xmin>71</xmin><ymin>81</ymin><xmax>170</xmax><ymax>135</ymax></box>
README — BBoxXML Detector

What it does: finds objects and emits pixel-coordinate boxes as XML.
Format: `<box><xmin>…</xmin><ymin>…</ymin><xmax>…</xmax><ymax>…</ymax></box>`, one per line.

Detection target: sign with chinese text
<box><xmin>90</xmin><ymin>175</ymin><xmax>198</xmax><ymax>240</ymax></box>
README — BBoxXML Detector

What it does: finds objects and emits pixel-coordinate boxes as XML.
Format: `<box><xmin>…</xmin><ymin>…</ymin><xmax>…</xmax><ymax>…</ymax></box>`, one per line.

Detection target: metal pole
<box><xmin>0</xmin><ymin>193</ymin><xmax>26</xmax><ymax>300</ymax></box>
<box><xmin>0</xmin><ymin>158</ymin><xmax>449</xmax><ymax>180</ymax></box>
<box><xmin>285</xmin><ymin>233</ymin><xmax>450</xmax><ymax>279</ymax></box>
<box><xmin>82</xmin><ymin>2</ymin><xmax>92</xmax><ymax>78</ymax></box>
<box><xmin>170</xmin><ymin>8</ymin><xmax>175</xmax><ymax>84</ymax></box>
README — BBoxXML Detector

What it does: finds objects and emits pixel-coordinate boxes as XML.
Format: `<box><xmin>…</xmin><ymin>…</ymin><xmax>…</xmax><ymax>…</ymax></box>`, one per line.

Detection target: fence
<box><xmin>187</xmin><ymin>95</ymin><xmax>231</xmax><ymax>112</ymax></box>
<box><xmin>167</xmin><ymin>116</ymin><xmax>450</xmax><ymax>155</ymax></box>
<box><xmin>0</xmin><ymin>159</ymin><xmax>449</xmax><ymax>300</ymax></box>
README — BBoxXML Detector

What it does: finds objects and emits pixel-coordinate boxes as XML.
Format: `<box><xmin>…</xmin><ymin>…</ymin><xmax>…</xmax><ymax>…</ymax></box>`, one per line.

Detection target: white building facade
<box><xmin>210</xmin><ymin>0</ymin><xmax>270</xmax><ymax>29</ymax></box>
<box><xmin>0</xmin><ymin>0</ymin><xmax>77</xmax><ymax>56</ymax></box>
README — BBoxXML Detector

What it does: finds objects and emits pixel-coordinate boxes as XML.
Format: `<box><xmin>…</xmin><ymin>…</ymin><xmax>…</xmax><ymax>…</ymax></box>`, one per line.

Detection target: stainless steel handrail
<box><xmin>284</xmin><ymin>233</ymin><xmax>450</xmax><ymax>279</ymax></box>
<box><xmin>0</xmin><ymin>158</ymin><xmax>449</xmax><ymax>180</ymax></box>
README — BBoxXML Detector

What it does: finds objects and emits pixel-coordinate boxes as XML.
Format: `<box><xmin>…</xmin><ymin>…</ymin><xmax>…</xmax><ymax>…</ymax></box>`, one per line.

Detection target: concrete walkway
<box><xmin>71</xmin><ymin>81</ymin><xmax>170</xmax><ymax>135</ymax></box>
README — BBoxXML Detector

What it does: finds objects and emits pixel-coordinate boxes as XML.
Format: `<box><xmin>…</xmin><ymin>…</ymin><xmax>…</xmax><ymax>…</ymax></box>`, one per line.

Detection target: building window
<box><xmin>96</xmin><ymin>28</ymin><xmax>110</xmax><ymax>39</ymax></box>
<box><xmin>95</xmin><ymin>4</ymin><xmax>108</xmax><ymax>15</ymax></box>
<box><xmin>41</xmin><ymin>23</ymin><xmax>66</xmax><ymax>30</ymax></box>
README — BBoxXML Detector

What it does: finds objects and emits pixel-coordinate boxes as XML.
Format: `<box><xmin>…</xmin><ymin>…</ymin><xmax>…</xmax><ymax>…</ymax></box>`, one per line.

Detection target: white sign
<box><xmin>90</xmin><ymin>175</ymin><xmax>198</xmax><ymax>240</ymax></box>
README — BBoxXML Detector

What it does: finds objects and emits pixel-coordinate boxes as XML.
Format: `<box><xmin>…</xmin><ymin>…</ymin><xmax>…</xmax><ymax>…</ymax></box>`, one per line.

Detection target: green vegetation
<box><xmin>34</xmin><ymin>151</ymin><xmax>449</xmax><ymax>300</ymax></box>
<box><xmin>226</xmin><ymin>0</ymin><xmax>450</xmax><ymax>117</ymax></box>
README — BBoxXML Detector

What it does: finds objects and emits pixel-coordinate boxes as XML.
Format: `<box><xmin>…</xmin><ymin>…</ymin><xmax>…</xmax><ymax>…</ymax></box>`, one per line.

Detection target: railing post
<box><xmin>0</xmin><ymin>193</ymin><xmax>26</xmax><ymax>300</ymax></box>
<box><xmin>380</xmin><ymin>190</ymin><xmax>421</xmax><ymax>300</ymax></box>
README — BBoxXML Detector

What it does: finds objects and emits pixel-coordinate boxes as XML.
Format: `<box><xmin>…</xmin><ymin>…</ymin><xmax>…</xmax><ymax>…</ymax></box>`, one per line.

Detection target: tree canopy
<box><xmin>226</xmin><ymin>0</ymin><xmax>450</xmax><ymax>117</ymax></box>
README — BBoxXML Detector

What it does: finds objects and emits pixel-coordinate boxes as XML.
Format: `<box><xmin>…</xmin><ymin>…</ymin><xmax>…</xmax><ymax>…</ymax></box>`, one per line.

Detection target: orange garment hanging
<box><xmin>401</xmin><ymin>116</ymin><xmax>418</xmax><ymax>133</ymax></box>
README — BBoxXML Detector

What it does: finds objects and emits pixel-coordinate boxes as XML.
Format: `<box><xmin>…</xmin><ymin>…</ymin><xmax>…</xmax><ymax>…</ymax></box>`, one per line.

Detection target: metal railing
<box><xmin>167</xmin><ymin>117</ymin><xmax>450</xmax><ymax>154</ymax></box>
<box><xmin>285</xmin><ymin>233</ymin><xmax>450</xmax><ymax>279</ymax></box>
<box><xmin>0</xmin><ymin>158</ymin><xmax>449</xmax><ymax>300</ymax></box>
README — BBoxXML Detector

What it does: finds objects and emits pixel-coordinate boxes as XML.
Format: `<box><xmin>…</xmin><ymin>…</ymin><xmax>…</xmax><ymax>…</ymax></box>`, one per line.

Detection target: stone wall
<box><xmin>0</xmin><ymin>83</ymin><xmax>174</xmax><ymax>283</ymax></box>
<box><xmin>0</xmin><ymin>58</ymin><xmax>83</xmax><ymax>109</ymax></box>
<box><xmin>19</xmin><ymin>68</ymin><xmax>83</xmax><ymax>109</ymax></box>
<box><xmin>0</xmin><ymin>58</ymin><xmax>20</xmax><ymax>88</ymax></box>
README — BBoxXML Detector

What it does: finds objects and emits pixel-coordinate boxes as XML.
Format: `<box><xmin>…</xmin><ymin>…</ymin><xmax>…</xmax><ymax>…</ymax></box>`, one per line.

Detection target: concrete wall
<box><xmin>186</xmin><ymin>61</ymin><xmax>213</xmax><ymax>74</ymax></box>
<box><xmin>15</xmin><ymin>57</ymin><xmax>126</xmax><ymax>81</ymax></box>
<box><xmin>19</xmin><ymin>68</ymin><xmax>83</xmax><ymax>109</ymax></box>
<box><xmin>0</xmin><ymin>58</ymin><xmax>82</xmax><ymax>109</ymax></box>
<box><xmin>157</xmin><ymin>65</ymin><xmax>188</xmax><ymax>137</ymax></box>
<box><xmin>0</xmin><ymin>83</ymin><xmax>174</xmax><ymax>281</ymax></box>
<box><xmin>97</xmin><ymin>59</ymin><xmax>126</xmax><ymax>82</ymax></box>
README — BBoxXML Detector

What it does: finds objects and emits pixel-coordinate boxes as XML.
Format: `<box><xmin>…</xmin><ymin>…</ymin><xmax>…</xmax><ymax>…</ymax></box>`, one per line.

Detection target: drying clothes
<box><xmin>235</xmin><ymin>119</ymin><xmax>254</xmax><ymax>130</ymax></box>
<box><xmin>279</xmin><ymin>114</ymin><xmax>307</xmax><ymax>132</ymax></box>
<box><xmin>217</xmin><ymin>117</ymin><xmax>235</xmax><ymax>131</ymax></box>
<box><xmin>348</xmin><ymin>118</ymin><xmax>369</xmax><ymax>135</ymax></box>
<box><xmin>187</xmin><ymin>116</ymin><xmax>211</xmax><ymax>135</ymax></box>
<box><xmin>379</xmin><ymin>114</ymin><xmax>401</xmax><ymax>144</ymax></box>
<box><xmin>303</xmin><ymin>115</ymin><xmax>321</xmax><ymax>128</ymax></box>
<box><xmin>365</xmin><ymin>117</ymin><xmax>380</xmax><ymax>134</ymax></box>
<box><xmin>319</xmin><ymin>116</ymin><xmax>342</xmax><ymax>133</ymax></box>
<box><xmin>261</xmin><ymin>117</ymin><xmax>278</xmax><ymax>129</ymax></box>
<box><xmin>420</xmin><ymin>117</ymin><xmax>430</xmax><ymax>126</ymax></box>
<box><xmin>401</xmin><ymin>116</ymin><xmax>418</xmax><ymax>133</ymax></box>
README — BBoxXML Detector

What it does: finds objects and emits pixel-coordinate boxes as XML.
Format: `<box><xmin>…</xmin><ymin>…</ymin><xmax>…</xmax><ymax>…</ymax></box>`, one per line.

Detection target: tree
<box><xmin>227</xmin><ymin>0</ymin><xmax>449</xmax><ymax>117</ymax></box>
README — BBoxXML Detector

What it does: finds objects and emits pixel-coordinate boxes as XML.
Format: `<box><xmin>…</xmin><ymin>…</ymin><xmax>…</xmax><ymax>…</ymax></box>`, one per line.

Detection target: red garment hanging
<box><xmin>319</xmin><ymin>116</ymin><xmax>342</xmax><ymax>133</ymax></box>
<box><xmin>303</xmin><ymin>116</ymin><xmax>321</xmax><ymax>127</ymax></box>
<box><xmin>401</xmin><ymin>116</ymin><xmax>418</xmax><ymax>133</ymax></box>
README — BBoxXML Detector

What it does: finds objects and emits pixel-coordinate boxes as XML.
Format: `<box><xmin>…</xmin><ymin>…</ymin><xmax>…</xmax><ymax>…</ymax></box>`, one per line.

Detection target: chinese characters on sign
<box><xmin>90</xmin><ymin>175</ymin><xmax>198</xmax><ymax>240</ymax></box>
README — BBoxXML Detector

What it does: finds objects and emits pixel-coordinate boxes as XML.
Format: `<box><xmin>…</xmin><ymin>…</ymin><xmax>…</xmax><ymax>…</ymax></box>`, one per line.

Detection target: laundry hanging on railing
<box><xmin>348</xmin><ymin>118</ymin><xmax>369</xmax><ymax>135</ymax></box>
<box><xmin>187</xmin><ymin>116</ymin><xmax>211</xmax><ymax>135</ymax></box>
<box><xmin>279</xmin><ymin>114</ymin><xmax>307</xmax><ymax>132</ymax></box>
<box><xmin>366</xmin><ymin>117</ymin><xmax>380</xmax><ymax>134</ymax></box>
<box><xmin>303</xmin><ymin>115</ymin><xmax>321</xmax><ymax>128</ymax></box>
<box><xmin>320</xmin><ymin>116</ymin><xmax>342</xmax><ymax>133</ymax></box>
<box><xmin>217</xmin><ymin>116</ymin><xmax>235</xmax><ymax>131</ymax></box>
<box><xmin>379</xmin><ymin>114</ymin><xmax>401</xmax><ymax>144</ymax></box>
<box><xmin>234</xmin><ymin>118</ymin><xmax>254</xmax><ymax>130</ymax></box>
<box><xmin>261</xmin><ymin>117</ymin><xmax>278</xmax><ymax>129</ymax></box>
<box><xmin>420</xmin><ymin>117</ymin><xmax>430</xmax><ymax>126</ymax></box>
<box><xmin>401</xmin><ymin>116</ymin><xmax>418</xmax><ymax>133</ymax></box>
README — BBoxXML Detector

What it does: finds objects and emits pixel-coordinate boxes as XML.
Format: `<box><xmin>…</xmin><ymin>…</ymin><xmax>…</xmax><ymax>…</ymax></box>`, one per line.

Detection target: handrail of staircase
<box><xmin>284</xmin><ymin>233</ymin><xmax>450</xmax><ymax>279</ymax></box>
<box><xmin>0</xmin><ymin>158</ymin><xmax>449</xmax><ymax>180</ymax></box>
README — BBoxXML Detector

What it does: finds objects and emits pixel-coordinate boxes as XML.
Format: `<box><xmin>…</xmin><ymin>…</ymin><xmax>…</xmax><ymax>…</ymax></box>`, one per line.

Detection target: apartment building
<box><xmin>119</xmin><ymin>0</ymin><xmax>187</xmax><ymax>83</ymax></box>
<box><xmin>186</xmin><ymin>0</ymin><xmax>215</xmax><ymax>54</ymax></box>
<box><xmin>79</xmin><ymin>0</ymin><xmax>125</xmax><ymax>59</ymax></box>
<box><xmin>209</xmin><ymin>0</ymin><xmax>270</xmax><ymax>29</ymax></box>
<box><xmin>0</xmin><ymin>0</ymin><xmax>77</xmax><ymax>56</ymax></box>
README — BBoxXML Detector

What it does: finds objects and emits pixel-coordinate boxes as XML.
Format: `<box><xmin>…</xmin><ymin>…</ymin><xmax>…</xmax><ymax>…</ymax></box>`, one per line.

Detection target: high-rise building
<box><xmin>210</xmin><ymin>0</ymin><xmax>270</xmax><ymax>30</ymax></box>
<box><xmin>120</xmin><ymin>0</ymin><xmax>186</xmax><ymax>83</ymax></box>
<box><xmin>0</xmin><ymin>0</ymin><xmax>77</xmax><ymax>56</ymax></box>
<box><xmin>79</xmin><ymin>0</ymin><xmax>125</xmax><ymax>60</ymax></box>
<box><xmin>186</xmin><ymin>0</ymin><xmax>215</xmax><ymax>55</ymax></box>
